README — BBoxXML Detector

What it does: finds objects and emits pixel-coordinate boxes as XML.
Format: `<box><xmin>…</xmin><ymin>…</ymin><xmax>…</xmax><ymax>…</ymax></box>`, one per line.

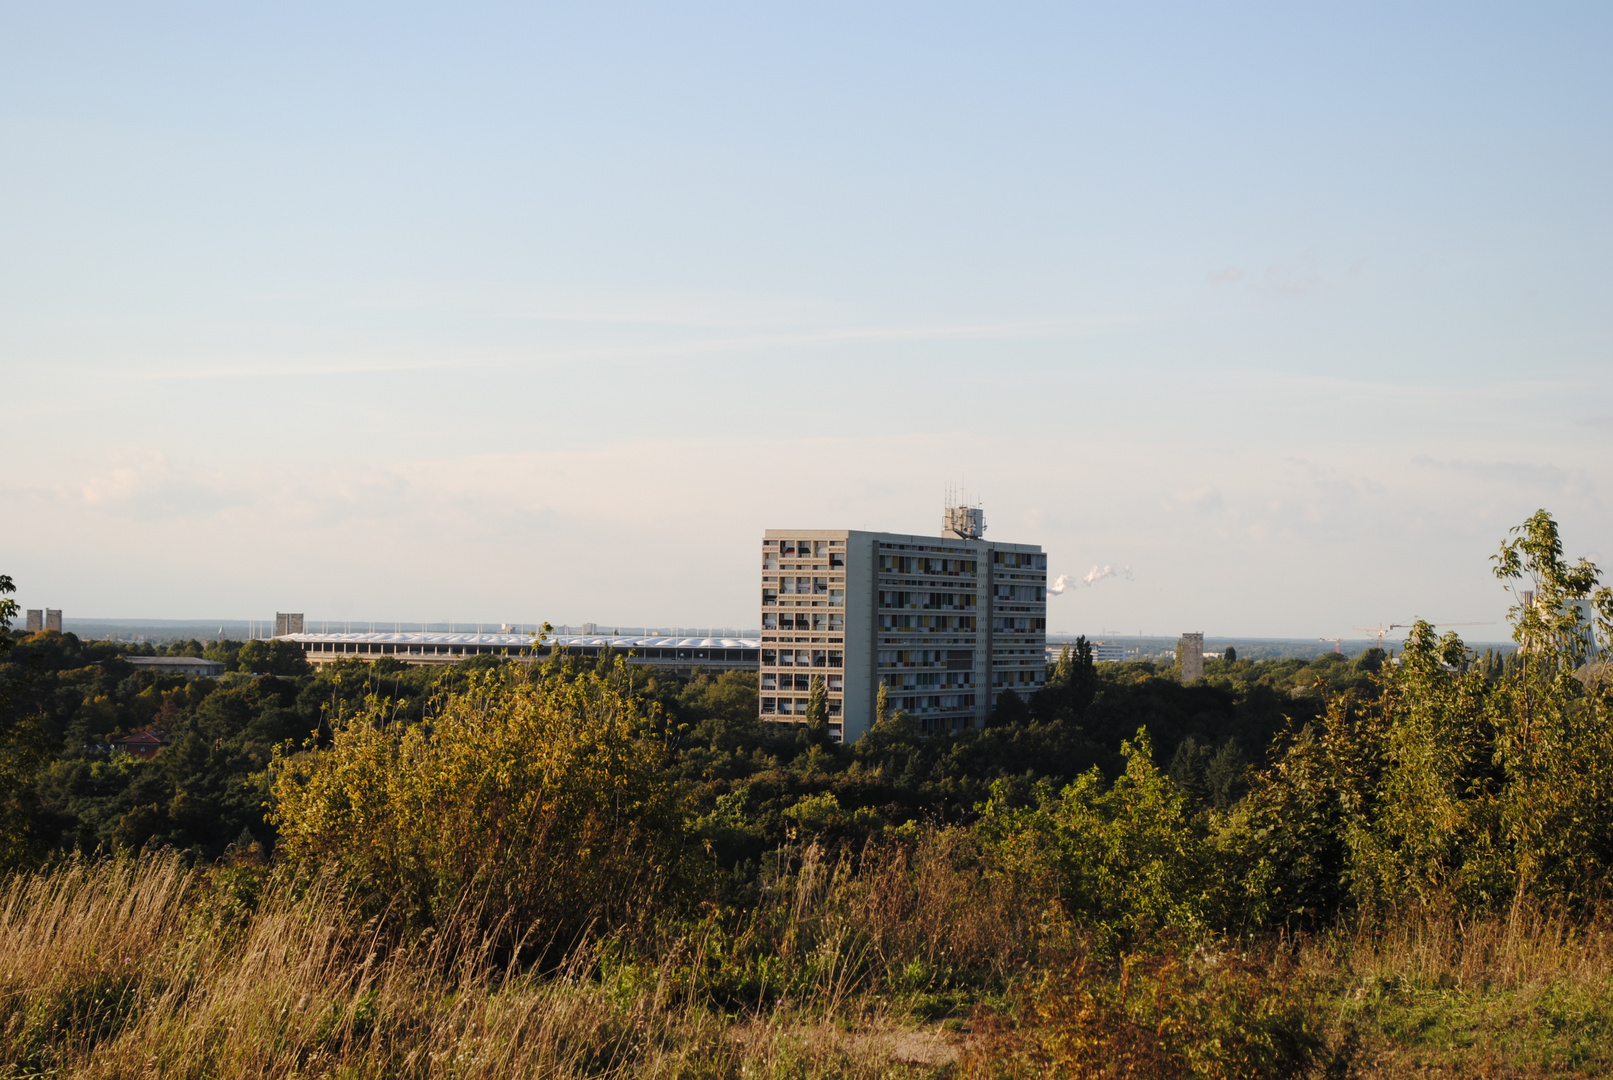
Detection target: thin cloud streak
<box><xmin>126</xmin><ymin>315</ymin><xmax>1141</xmax><ymax>382</ymax></box>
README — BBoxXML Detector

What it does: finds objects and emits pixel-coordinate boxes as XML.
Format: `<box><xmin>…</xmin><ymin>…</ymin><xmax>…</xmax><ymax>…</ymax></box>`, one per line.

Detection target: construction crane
<box><xmin>1320</xmin><ymin>636</ymin><xmax>1342</xmax><ymax>654</ymax></box>
<box><xmin>1354</xmin><ymin>621</ymin><xmax>1496</xmax><ymax>650</ymax></box>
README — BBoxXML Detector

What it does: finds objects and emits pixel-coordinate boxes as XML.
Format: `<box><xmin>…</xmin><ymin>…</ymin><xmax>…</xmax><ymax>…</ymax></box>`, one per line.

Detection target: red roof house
<box><xmin>113</xmin><ymin>732</ymin><xmax>169</xmax><ymax>759</ymax></box>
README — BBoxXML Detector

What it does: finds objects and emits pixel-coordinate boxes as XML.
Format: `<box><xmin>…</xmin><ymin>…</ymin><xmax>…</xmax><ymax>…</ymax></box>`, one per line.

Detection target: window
<box><xmin>778</xmin><ymin>649</ymin><xmax>793</xmax><ymax>666</ymax></box>
<box><xmin>813</xmin><ymin>577</ymin><xmax>828</xmax><ymax>594</ymax></box>
<box><xmin>781</xmin><ymin>540</ymin><xmax>796</xmax><ymax>555</ymax></box>
<box><xmin>828</xmin><ymin>613</ymin><xmax>844</xmax><ymax>630</ymax></box>
<box><xmin>764</xmin><ymin>553</ymin><xmax>779</xmax><ymax>569</ymax></box>
<box><xmin>812</xmin><ymin>650</ymin><xmax>828</xmax><ymax>667</ymax></box>
<box><xmin>762</xmin><ymin>673</ymin><xmax>777</xmax><ymax>690</ymax></box>
<box><xmin>761</xmin><ymin>649</ymin><xmax>777</xmax><ymax>665</ymax></box>
<box><xmin>828</xmin><ymin>651</ymin><xmax>843</xmax><ymax>667</ymax></box>
<box><xmin>829</xmin><ymin>552</ymin><xmax>844</xmax><ymax>568</ymax></box>
<box><xmin>762</xmin><ymin>613</ymin><xmax>778</xmax><ymax>630</ymax></box>
<box><xmin>828</xmin><ymin>700</ymin><xmax>842</xmax><ymax>716</ymax></box>
<box><xmin>828</xmin><ymin>675</ymin><xmax>843</xmax><ymax>692</ymax></box>
<box><xmin>829</xmin><ymin>589</ymin><xmax>844</xmax><ymax>606</ymax></box>
<box><xmin>813</xmin><ymin>540</ymin><xmax>827</xmax><ymax>556</ymax></box>
<box><xmin>761</xmin><ymin>697</ymin><xmax>777</xmax><ymax>714</ymax></box>
<box><xmin>762</xmin><ymin>589</ymin><xmax>777</xmax><ymax>606</ymax></box>
<box><xmin>811</xmin><ymin>613</ymin><xmax>825</xmax><ymax>631</ymax></box>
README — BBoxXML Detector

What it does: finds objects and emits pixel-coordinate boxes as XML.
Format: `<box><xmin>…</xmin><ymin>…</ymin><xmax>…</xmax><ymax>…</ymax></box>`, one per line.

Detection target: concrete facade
<box><xmin>45</xmin><ymin>609</ymin><xmax>62</xmax><ymax>633</ymax></box>
<box><xmin>25</xmin><ymin>610</ymin><xmax>42</xmax><ymax>633</ymax></box>
<box><xmin>760</xmin><ymin>525</ymin><xmax>1047</xmax><ymax>743</ymax></box>
<box><xmin>1179</xmin><ymin>632</ymin><xmax>1204</xmax><ymax>682</ymax></box>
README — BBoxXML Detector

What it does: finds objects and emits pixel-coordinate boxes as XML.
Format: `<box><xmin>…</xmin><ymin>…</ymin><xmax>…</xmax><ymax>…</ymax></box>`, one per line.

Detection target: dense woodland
<box><xmin>1</xmin><ymin>617</ymin><xmax>1425</xmax><ymax>870</ymax></box>
<box><xmin>4</xmin><ymin>510</ymin><xmax>1613</xmax><ymax>1078</ymax></box>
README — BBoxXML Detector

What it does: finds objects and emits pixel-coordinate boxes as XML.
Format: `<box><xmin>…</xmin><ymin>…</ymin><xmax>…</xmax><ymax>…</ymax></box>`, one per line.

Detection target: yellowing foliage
<box><xmin>269</xmin><ymin>663</ymin><xmax>708</xmax><ymax>950</ymax></box>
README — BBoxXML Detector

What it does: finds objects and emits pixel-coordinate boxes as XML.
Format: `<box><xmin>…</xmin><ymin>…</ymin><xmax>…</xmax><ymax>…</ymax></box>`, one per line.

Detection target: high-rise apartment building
<box><xmin>759</xmin><ymin>511</ymin><xmax>1047</xmax><ymax>742</ymax></box>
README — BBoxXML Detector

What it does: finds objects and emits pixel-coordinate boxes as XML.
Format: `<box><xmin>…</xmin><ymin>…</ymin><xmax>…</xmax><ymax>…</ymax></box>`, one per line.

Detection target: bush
<box><xmin>269</xmin><ymin>662</ymin><xmax>710</xmax><ymax>953</ymax></box>
<box><xmin>977</xmin><ymin>730</ymin><xmax>1209</xmax><ymax>952</ymax></box>
<box><xmin>970</xmin><ymin>943</ymin><xmax>1354</xmax><ymax>1080</ymax></box>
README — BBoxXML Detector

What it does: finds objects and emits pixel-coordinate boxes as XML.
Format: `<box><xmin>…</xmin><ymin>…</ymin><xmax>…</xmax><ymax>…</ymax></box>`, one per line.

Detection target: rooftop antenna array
<box><xmin>941</xmin><ymin>483</ymin><xmax>987</xmax><ymax>540</ymax></box>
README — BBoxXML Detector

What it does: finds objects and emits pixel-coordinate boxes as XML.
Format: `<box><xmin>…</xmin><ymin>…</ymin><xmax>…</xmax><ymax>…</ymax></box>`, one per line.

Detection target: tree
<box><xmin>1223</xmin><ymin>646</ymin><xmax>1237</xmax><ymax>664</ymax></box>
<box><xmin>237</xmin><ymin>639</ymin><xmax>312</xmax><ymax>677</ymax></box>
<box><xmin>804</xmin><ymin>673</ymin><xmax>830</xmax><ymax>744</ymax></box>
<box><xmin>1489</xmin><ymin>509</ymin><xmax>1613</xmax><ymax>906</ymax></box>
<box><xmin>988</xmin><ymin>688</ymin><xmax>1030</xmax><ymax>727</ymax></box>
<box><xmin>0</xmin><ymin>574</ymin><xmax>16</xmax><ymax>653</ymax></box>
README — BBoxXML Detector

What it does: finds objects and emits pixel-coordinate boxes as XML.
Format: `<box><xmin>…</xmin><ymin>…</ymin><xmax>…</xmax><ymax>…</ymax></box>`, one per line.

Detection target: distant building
<box><xmin>25</xmin><ymin>610</ymin><xmax>42</xmax><ymax>633</ymax></box>
<box><xmin>760</xmin><ymin>510</ymin><xmax>1047</xmax><ymax>743</ymax></box>
<box><xmin>113</xmin><ymin>731</ymin><xmax>169</xmax><ymax>759</ymax></box>
<box><xmin>1179</xmin><ymin>632</ymin><xmax>1204</xmax><ymax>682</ymax></box>
<box><xmin>45</xmin><ymin>609</ymin><xmax>62</xmax><ymax>633</ymax></box>
<box><xmin>121</xmin><ymin>656</ymin><xmax>226</xmax><ymax>677</ymax></box>
<box><xmin>275</xmin><ymin>613</ymin><xmax>305</xmax><ymax>636</ymax></box>
<box><xmin>279</xmin><ymin>630</ymin><xmax>758</xmax><ymax>675</ymax></box>
<box><xmin>1093</xmin><ymin>641</ymin><xmax>1129</xmax><ymax>663</ymax></box>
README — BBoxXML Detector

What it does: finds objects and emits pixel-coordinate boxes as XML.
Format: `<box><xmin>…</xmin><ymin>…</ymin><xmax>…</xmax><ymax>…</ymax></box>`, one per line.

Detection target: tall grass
<box><xmin>0</xmin><ymin>838</ymin><xmax>1016</xmax><ymax>1078</ymax></box>
<box><xmin>1319</xmin><ymin>906</ymin><xmax>1613</xmax><ymax>1078</ymax></box>
<box><xmin>7</xmin><ymin>844</ymin><xmax>1611</xmax><ymax>1078</ymax></box>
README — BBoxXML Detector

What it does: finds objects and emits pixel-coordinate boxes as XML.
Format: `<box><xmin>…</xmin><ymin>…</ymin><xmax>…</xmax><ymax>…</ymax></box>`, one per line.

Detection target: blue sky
<box><xmin>3</xmin><ymin>2</ymin><xmax>1610</xmax><ymax>638</ymax></box>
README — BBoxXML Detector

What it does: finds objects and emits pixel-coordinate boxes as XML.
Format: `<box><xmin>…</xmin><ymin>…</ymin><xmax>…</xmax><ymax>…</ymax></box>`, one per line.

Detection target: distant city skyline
<box><xmin>3</xmin><ymin>3</ymin><xmax>1609</xmax><ymax>637</ymax></box>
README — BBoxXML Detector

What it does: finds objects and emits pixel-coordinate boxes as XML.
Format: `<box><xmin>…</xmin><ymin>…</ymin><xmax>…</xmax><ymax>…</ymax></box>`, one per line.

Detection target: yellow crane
<box><xmin>1353</xmin><ymin>622</ymin><xmax>1495</xmax><ymax>650</ymax></box>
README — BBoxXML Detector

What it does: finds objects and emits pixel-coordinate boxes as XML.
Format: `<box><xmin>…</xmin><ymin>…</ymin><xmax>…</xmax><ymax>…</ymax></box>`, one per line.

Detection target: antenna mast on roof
<box><xmin>941</xmin><ymin>484</ymin><xmax>986</xmax><ymax>540</ymax></box>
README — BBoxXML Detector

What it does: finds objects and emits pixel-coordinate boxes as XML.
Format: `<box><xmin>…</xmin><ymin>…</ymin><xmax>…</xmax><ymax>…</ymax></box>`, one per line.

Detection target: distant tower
<box><xmin>45</xmin><ymin>609</ymin><xmax>62</xmax><ymax>633</ymax></box>
<box><xmin>275</xmin><ymin>613</ymin><xmax>305</xmax><ymax>637</ymax></box>
<box><xmin>25</xmin><ymin>610</ymin><xmax>42</xmax><ymax>633</ymax></box>
<box><xmin>1179</xmin><ymin>632</ymin><xmax>1204</xmax><ymax>682</ymax></box>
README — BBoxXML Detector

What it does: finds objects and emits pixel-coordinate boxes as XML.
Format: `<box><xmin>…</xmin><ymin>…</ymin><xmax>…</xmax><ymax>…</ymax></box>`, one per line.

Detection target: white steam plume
<box><xmin>1049</xmin><ymin>565</ymin><xmax>1132</xmax><ymax>597</ymax></box>
<box><xmin>1080</xmin><ymin>564</ymin><xmax>1134</xmax><ymax>586</ymax></box>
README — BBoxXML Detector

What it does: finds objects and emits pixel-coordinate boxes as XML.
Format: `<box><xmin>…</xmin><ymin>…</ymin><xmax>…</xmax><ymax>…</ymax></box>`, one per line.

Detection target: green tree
<box><xmin>0</xmin><ymin>573</ymin><xmax>54</xmax><ymax>870</ymax></box>
<box><xmin>237</xmin><ymin>639</ymin><xmax>312</xmax><ymax>677</ymax></box>
<box><xmin>804</xmin><ymin>672</ymin><xmax>829</xmax><ymax>744</ymax></box>
<box><xmin>0</xmin><ymin>574</ymin><xmax>16</xmax><ymax>651</ymax></box>
<box><xmin>979</xmin><ymin>729</ymin><xmax>1209</xmax><ymax>952</ymax></box>
<box><xmin>1489</xmin><ymin>509</ymin><xmax>1613</xmax><ymax>906</ymax></box>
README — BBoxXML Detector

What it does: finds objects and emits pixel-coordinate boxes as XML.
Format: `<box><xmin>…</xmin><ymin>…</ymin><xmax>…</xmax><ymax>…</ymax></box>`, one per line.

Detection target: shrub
<box><xmin>970</xmin><ymin>943</ymin><xmax>1354</xmax><ymax>1080</ymax></box>
<box><xmin>269</xmin><ymin>662</ymin><xmax>710</xmax><ymax>953</ymax></box>
<box><xmin>976</xmin><ymin>730</ymin><xmax>1209</xmax><ymax>952</ymax></box>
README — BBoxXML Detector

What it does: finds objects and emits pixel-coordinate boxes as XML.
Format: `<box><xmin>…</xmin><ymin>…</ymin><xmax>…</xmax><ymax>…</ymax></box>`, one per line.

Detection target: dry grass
<box><xmin>1318</xmin><ymin>907</ymin><xmax>1613</xmax><ymax>1078</ymax></box>
<box><xmin>0</xmin><ymin>854</ymin><xmax>960</xmax><ymax>1079</ymax></box>
<box><xmin>7</xmin><ymin>845</ymin><xmax>1611</xmax><ymax>1079</ymax></box>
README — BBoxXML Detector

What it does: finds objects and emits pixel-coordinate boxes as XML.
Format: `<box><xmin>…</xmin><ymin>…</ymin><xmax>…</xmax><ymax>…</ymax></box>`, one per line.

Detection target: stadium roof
<box><xmin>278</xmin><ymin>632</ymin><xmax>759</xmax><ymax>650</ymax></box>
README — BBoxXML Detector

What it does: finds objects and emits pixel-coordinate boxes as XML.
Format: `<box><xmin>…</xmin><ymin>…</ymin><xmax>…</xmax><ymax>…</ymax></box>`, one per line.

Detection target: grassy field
<box><xmin>4</xmin><ymin>849</ymin><xmax>1610</xmax><ymax>1079</ymax></box>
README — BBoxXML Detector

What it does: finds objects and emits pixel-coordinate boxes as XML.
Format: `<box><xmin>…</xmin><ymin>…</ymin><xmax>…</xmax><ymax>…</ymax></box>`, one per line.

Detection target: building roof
<box><xmin>120</xmin><ymin>656</ymin><xmax>226</xmax><ymax>670</ymax></box>
<box><xmin>277</xmin><ymin>632</ymin><xmax>760</xmax><ymax>650</ymax></box>
<box><xmin>114</xmin><ymin>731</ymin><xmax>169</xmax><ymax>746</ymax></box>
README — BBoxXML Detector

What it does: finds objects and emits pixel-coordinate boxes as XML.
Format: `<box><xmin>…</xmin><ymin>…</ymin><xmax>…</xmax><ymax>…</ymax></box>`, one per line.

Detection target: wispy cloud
<box><xmin>1411</xmin><ymin>454</ymin><xmax>1592</xmax><ymax>495</ymax></box>
<box><xmin>128</xmin><ymin>315</ymin><xmax>1139</xmax><ymax>381</ymax></box>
